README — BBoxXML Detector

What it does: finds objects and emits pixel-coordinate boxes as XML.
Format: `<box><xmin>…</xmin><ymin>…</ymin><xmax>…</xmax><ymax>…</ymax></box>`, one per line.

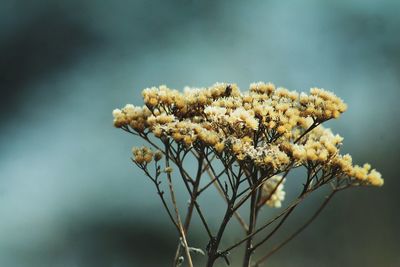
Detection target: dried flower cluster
<box><xmin>114</xmin><ymin>82</ymin><xmax>383</xmax><ymax>267</ymax></box>
<box><xmin>261</xmin><ymin>175</ymin><xmax>286</xmax><ymax>208</ymax></box>
<box><xmin>114</xmin><ymin>82</ymin><xmax>382</xmax><ymax>187</ymax></box>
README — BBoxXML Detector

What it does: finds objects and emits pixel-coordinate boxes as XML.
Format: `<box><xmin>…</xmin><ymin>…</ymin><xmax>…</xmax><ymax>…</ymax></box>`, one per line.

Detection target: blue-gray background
<box><xmin>1</xmin><ymin>0</ymin><xmax>399</xmax><ymax>266</ymax></box>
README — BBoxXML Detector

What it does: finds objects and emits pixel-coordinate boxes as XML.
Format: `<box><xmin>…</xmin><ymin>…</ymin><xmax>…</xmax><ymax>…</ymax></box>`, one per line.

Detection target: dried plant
<box><xmin>113</xmin><ymin>82</ymin><xmax>383</xmax><ymax>267</ymax></box>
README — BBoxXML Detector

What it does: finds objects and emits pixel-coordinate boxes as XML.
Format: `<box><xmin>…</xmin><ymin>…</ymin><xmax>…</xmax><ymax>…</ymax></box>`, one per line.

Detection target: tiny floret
<box><xmin>165</xmin><ymin>167</ymin><xmax>173</xmax><ymax>174</ymax></box>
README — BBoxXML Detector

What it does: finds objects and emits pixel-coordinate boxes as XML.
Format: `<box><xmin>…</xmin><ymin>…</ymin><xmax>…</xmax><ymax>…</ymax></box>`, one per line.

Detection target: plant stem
<box><xmin>165</xmin><ymin>141</ymin><xmax>194</xmax><ymax>267</ymax></box>
<box><xmin>253</xmin><ymin>190</ymin><xmax>337</xmax><ymax>267</ymax></box>
<box><xmin>206</xmin><ymin>184</ymin><xmax>238</xmax><ymax>267</ymax></box>
<box><xmin>205</xmin><ymin>167</ymin><xmax>249</xmax><ymax>232</ymax></box>
<box><xmin>173</xmin><ymin>150</ymin><xmax>204</xmax><ymax>265</ymax></box>
<box><xmin>242</xmin><ymin>190</ymin><xmax>257</xmax><ymax>267</ymax></box>
<box><xmin>205</xmin><ymin>207</ymin><xmax>232</xmax><ymax>267</ymax></box>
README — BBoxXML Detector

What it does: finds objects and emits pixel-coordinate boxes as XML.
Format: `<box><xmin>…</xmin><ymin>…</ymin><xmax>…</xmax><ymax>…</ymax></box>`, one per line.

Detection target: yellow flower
<box><xmin>114</xmin><ymin>81</ymin><xmax>383</xmax><ymax>188</ymax></box>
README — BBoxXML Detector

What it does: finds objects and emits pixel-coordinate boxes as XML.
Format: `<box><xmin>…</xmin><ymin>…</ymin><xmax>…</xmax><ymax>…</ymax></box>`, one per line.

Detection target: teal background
<box><xmin>0</xmin><ymin>0</ymin><xmax>399</xmax><ymax>266</ymax></box>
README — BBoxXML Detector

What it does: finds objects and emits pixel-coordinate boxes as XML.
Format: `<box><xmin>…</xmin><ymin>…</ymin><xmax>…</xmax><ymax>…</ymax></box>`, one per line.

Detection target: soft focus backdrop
<box><xmin>1</xmin><ymin>0</ymin><xmax>399</xmax><ymax>266</ymax></box>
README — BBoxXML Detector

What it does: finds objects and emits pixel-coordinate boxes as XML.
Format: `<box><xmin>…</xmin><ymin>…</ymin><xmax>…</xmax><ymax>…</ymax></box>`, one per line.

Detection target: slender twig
<box><xmin>201</xmin><ymin>154</ymin><xmax>217</xmax><ymax>175</ymax></box>
<box><xmin>253</xmin><ymin>190</ymin><xmax>338</xmax><ymax>267</ymax></box>
<box><xmin>205</xmin><ymin>168</ymin><xmax>249</xmax><ymax>232</ymax></box>
<box><xmin>164</xmin><ymin>141</ymin><xmax>194</xmax><ymax>267</ymax></box>
<box><xmin>234</xmin><ymin>162</ymin><xmax>295</xmax><ymax>213</ymax></box>
<box><xmin>294</xmin><ymin>121</ymin><xmax>319</xmax><ymax>144</ymax></box>
<box><xmin>197</xmin><ymin>169</ymin><xmax>225</xmax><ymax>195</ymax></box>
<box><xmin>206</xmin><ymin>199</ymin><xmax>234</xmax><ymax>267</ymax></box>
<box><xmin>219</xmin><ymin>189</ymin><xmax>312</xmax><ymax>255</ymax></box>
<box><xmin>169</xmin><ymin>144</ymin><xmax>217</xmax><ymax>265</ymax></box>
<box><xmin>173</xmin><ymin>147</ymin><xmax>205</xmax><ymax>265</ymax></box>
<box><xmin>203</xmin><ymin>154</ymin><xmax>229</xmax><ymax>199</ymax></box>
<box><xmin>251</xmin><ymin>205</ymin><xmax>296</xmax><ymax>251</ymax></box>
<box><xmin>137</xmin><ymin>161</ymin><xmax>179</xmax><ymax>231</ymax></box>
<box><xmin>242</xmin><ymin>183</ymin><xmax>258</xmax><ymax>267</ymax></box>
<box><xmin>174</xmin><ymin>153</ymin><xmax>214</xmax><ymax>239</ymax></box>
<box><xmin>184</xmin><ymin>148</ymin><xmax>205</xmax><ymax>230</ymax></box>
<box><xmin>256</xmin><ymin>171</ymin><xmax>290</xmax><ymax>209</ymax></box>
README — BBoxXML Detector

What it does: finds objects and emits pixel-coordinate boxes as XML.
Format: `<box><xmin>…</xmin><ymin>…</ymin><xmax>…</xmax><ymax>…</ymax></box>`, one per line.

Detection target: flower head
<box><xmin>114</xmin><ymin>82</ymin><xmax>383</xmax><ymax>188</ymax></box>
<box><xmin>262</xmin><ymin>175</ymin><xmax>286</xmax><ymax>208</ymax></box>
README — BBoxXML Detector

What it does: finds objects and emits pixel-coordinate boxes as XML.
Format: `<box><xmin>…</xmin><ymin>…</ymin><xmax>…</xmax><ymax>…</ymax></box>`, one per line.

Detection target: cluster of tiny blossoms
<box><xmin>113</xmin><ymin>82</ymin><xmax>383</xmax><ymax>207</ymax></box>
<box><xmin>261</xmin><ymin>175</ymin><xmax>286</xmax><ymax>208</ymax></box>
<box><xmin>131</xmin><ymin>146</ymin><xmax>154</xmax><ymax>164</ymax></box>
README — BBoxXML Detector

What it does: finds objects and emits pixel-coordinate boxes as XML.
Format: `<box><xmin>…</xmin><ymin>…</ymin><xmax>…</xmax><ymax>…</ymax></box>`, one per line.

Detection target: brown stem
<box><xmin>242</xmin><ymin>190</ymin><xmax>257</xmax><ymax>267</ymax></box>
<box><xmin>205</xmin><ymin>167</ymin><xmax>249</xmax><ymax>232</ymax></box>
<box><xmin>205</xmin><ymin>205</ymin><xmax>232</xmax><ymax>267</ymax></box>
<box><xmin>219</xmin><ymin>190</ymin><xmax>311</xmax><ymax>256</ymax></box>
<box><xmin>165</xmin><ymin>142</ymin><xmax>194</xmax><ymax>267</ymax></box>
<box><xmin>206</xmin><ymin>176</ymin><xmax>241</xmax><ymax>267</ymax></box>
<box><xmin>174</xmin><ymin>154</ymin><xmax>213</xmax><ymax>239</ymax></box>
<box><xmin>250</xmin><ymin>170</ymin><xmax>317</xmax><ymax>252</ymax></box>
<box><xmin>173</xmin><ymin>149</ymin><xmax>205</xmax><ymax>265</ymax></box>
<box><xmin>253</xmin><ymin>190</ymin><xmax>337</xmax><ymax>267</ymax></box>
<box><xmin>198</xmin><ymin>168</ymin><xmax>225</xmax><ymax>195</ymax></box>
<box><xmin>139</xmin><ymin>163</ymin><xmax>179</xmax><ymax>232</ymax></box>
<box><xmin>294</xmin><ymin>121</ymin><xmax>319</xmax><ymax>144</ymax></box>
<box><xmin>251</xmin><ymin>205</ymin><xmax>296</xmax><ymax>251</ymax></box>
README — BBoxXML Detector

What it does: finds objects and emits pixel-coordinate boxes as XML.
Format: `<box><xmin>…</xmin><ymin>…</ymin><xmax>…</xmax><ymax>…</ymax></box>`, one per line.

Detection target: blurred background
<box><xmin>1</xmin><ymin>0</ymin><xmax>399</xmax><ymax>266</ymax></box>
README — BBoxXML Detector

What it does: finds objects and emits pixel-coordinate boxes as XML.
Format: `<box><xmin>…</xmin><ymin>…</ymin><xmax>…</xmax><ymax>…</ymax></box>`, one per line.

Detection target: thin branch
<box><xmin>242</xmin><ymin>183</ymin><xmax>258</xmax><ymax>267</ymax></box>
<box><xmin>233</xmin><ymin>162</ymin><xmax>295</xmax><ymax>213</ymax></box>
<box><xmin>138</xmin><ymin>161</ymin><xmax>179</xmax><ymax>231</ymax></box>
<box><xmin>219</xmin><ymin>190</ymin><xmax>312</xmax><ymax>255</ymax></box>
<box><xmin>256</xmin><ymin>171</ymin><xmax>290</xmax><ymax>210</ymax></box>
<box><xmin>201</xmin><ymin>154</ymin><xmax>216</xmax><ymax>175</ymax></box>
<box><xmin>251</xmin><ymin>205</ymin><xmax>296</xmax><ymax>251</ymax></box>
<box><xmin>197</xmin><ymin>169</ymin><xmax>225</xmax><ymax>195</ymax></box>
<box><xmin>165</xmin><ymin>141</ymin><xmax>194</xmax><ymax>267</ymax></box>
<box><xmin>174</xmin><ymin>153</ymin><xmax>214</xmax><ymax>239</ymax></box>
<box><xmin>203</xmin><ymin>154</ymin><xmax>229</xmax><ymax>199</ymax></box>
<box><xmin>253</xmin><ymin>190</ymin><xmax>338</xmax><ymax>267</ymax></box>
<box><xmin>174</xmin><ymin>146</ymin><xmax>205</xmax><ymax>266</ymax></box>
<box><xmin>205</xmin><ymin>168</ymin><xmax>249</xmax><ymax>232</ymax></box>
<box><xmin>294</xmin><ymin>121</ymin><xmax>319</xmax><ymax>144</ymax></box>
<box><xmin>192</xmin><ymin>199</ymin><xmax>214</xmax><ymax>238</ymax></box>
